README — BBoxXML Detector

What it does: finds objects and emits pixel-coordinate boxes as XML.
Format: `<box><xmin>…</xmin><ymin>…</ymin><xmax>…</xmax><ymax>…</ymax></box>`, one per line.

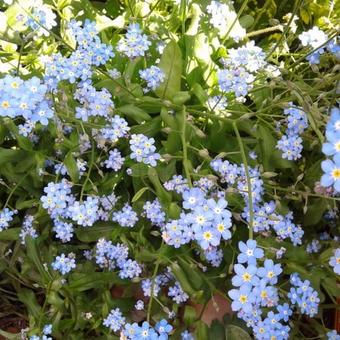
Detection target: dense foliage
<box><xmin>0</xmin><ymin>0</ymin><xmax>339</xmax><ymax>339</ymax></box>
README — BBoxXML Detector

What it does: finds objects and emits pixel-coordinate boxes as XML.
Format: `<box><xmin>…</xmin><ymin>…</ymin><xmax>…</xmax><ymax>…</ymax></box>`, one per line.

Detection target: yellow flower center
<box><xmin>332</xmin><ymin>168</ymin><xmax>340</xmax><ymax>179</ymax></box>
<box><xmin>242</xmin><ymin>272</ymin><xmax>251</xmax><ymax>282</ymax></box>
<box><xmin>217</xmin><ymin>223</ymin><xmax>225</xmax><ymax>232</ymax></box>
<box><xmin>203</xmin><ymin>231</ymin><xmax>212</xmax><ymax>240</ymax></box>
<box><xmin>1</xmin><ymin>101</ymin><xmax>10</xmax><ymax>108</ymax></box>
<box><xmin>239</xmin><ymin>295</ymin><xmax>247</xmax><ymax>304</ymax></box>
<box><xmin>260</xmin><ymin>290</ymin><xmax>268</xmax><ymax>298</ymax></box>
<box><xmin>267</xmin><ymin>271</ymin><xmax>274</xmax><ymax>278</ymax></box>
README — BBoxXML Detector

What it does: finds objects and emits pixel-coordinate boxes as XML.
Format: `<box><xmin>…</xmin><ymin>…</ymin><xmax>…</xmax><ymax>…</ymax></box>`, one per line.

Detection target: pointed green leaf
<box><xmin>155</xmin><ymin>41</ymin><xmax>182</xmax><ymax>100</ymax></box>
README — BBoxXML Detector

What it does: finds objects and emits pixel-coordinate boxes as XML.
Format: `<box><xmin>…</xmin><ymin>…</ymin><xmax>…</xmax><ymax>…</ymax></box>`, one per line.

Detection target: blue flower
<box><xmin>327</xmin><ymin>330</ymin><xmax>340</xmax><ymax>340</ymax></box>
<box><xmin>140</xmin><ymin>65</ymin><xmax>165</xmax><ymax>92</ymax></box>
<box><xmin>181</xmin><ymin>330</ymin><xmax>194</xmax><ymax>340</ymax></box>
<box><xmin>228</xmin><ymin>284</ymin><xmax>255</xmax><ymax>313</ymax></box>
<box><xmin>135</xmin><ymin>321</ymin><xmax>158</xmax><ymax>339</ymax></box>
<box><xmin>103</xmin><ymin>308</ymin><xmax>125</xmax><ymax>332</ymax></box>
<box><xmin>43</xmin><ymin>324</ymin><xmax>52</xmax><ymax>335</ymax></box>
<box><xmin>0</xmin><ymin>208</ymin><xmax>17</xmax><ymax>232</ymax></box>
<box><xmin>112</xmin><ymin>204</ymin><xmax>138</xmax><ymax>228</ymax></box>
<box><xmin>51</xmin><ymin>253</ymin><xmax>76</xmax><ymax>274</ymax></box>
<box><xmin>257</xmin><ymin>259</ymin><xmax>282</xmax><ymax>285</ymax></box>
<box><xmin>321</xmin><ymin>154</ymin><xmax>340</xmax><ymax>192</ymax></box>
<box><xmin>103</xmin><ymin>149</ymin><xmax>125</xmax><ymax>171</ymax></box>
<box><xmin>168</xmin><ymin>282</ymin><xmax>189</xmax><ymax>303</ymax></box>
<box><xmin>117</xmin><ymin>23</ymin><xmax>151</xmax><ymax>58</ymax></box>
<box><xmin>322</xmin><ymin>130</ymin><xmax>340</xmax><ymax>156</ymax></box>
<box><xmin>194</xmin><ymin>226</ymin><xmax>220</xmax><ymax>249</ymax></box>
<box><xmin>276</xmin><ymin>303</ymin><xmax>293</xmax><ymax>322</ymax></box>
<box><xmin>213</xmin><ymin>216</ymin><xmax>232</xmax><ymax>240</ymax></box>
<box><xmin>237</xmin><ymin>240</ymin><xmax>264</xmax><ymax>265</ymax></box>
<box><xmin>130</xmin><ymin>134</ymin><xmax>160</xmax><ymax>167</ymax></box>
<box><xmin>327</xmin><ymin>107</ymin><xmax>340</xmax><ymax>133</ymax></box>
<box><xmin>155</xmin><ymin>319</ymin><xmax>173</xmax><ymax>337</ymax></box>
<box><xmin>231</xmin><ymin>264</ymin><xmax>259</xmax><ymax>287</ymax></box>
<box><xmin>123</xmin><ymin>322</ymin><xmax>140</xmax><ymax>339</ymax></box>
<box><xmin>182</xmin><ymin>188</ymin><xmax>205</xmax><ymax>210</ymax></box>
<box><xmin>329</xmin><ymin>248</ymin><xmax>340</xmax><ymax>275</ymax></box>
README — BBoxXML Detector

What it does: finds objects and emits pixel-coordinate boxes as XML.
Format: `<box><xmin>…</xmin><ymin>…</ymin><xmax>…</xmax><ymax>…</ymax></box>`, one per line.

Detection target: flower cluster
<box><xmin>44</xmin><ymin>20</ymin><xmax>114</xmax><ymax>88</ymax></box>
<box><xmin>26</xmin><ymin>3</ymin><xmax>57</xmax><ymax>37</ymax></box>
<box><xmin>321</xmin><ymin>107</ymin><xmax>340</xmax><ymax>193</ymax></box>
<box><xmin>74</xmin><ymin>82</ymin><xmax>114</xmax><ymax>121</ymax></box>
<box><xmin>51</xmin><ymin>253</ymin><xmax>76</xmax><ymax>274</ymax></box>
<box><xmin>217</xmin><ymin>41</ymin><xmax>267</xmax><ymax>100</ymax></box>
<box><xmin>206</xmin><ymin>95</ymin><xmax>229</xmax><ymax>117</ymax></box>
<box><xmin>122</xmin><ymin>320</ymin><xmax>173</xmax><ymax>339</ymax></box>
<box><xmin>160</xmin><ymin>186</ymin><xmax>232</xmax><ymax>252</ymax></box>
<box><xmin>306</xmin><ymin>239</ymin><xmax>321</xmax><ymax>254</ymax></box>
<box><xmin>329</xmin><ymin>248</ymin><xmax>340</xmax><ymax>275</ymax></box>
<box><xmin>112</xmin><ymin>204</ymin><xmax>138</xmax><ymax>228</ymax></box>
<box><xmin>117</xmin><ymin>23</ymin><xmax>151</xmax><ymax>58</ymax></box>
<box><xmin>130</xmin><ymin>134</ymin><xmax>160</xmax><ymax>166</ymax></box>
<box><xmin>228</xmin><ymin>240</ymin><xmax>291</xmax><ymax>338</ymax></box>
<box><xmin>224</xmin><ymin>41</ymin><xmax>267</xmax><ymax>73</ymax></box>
<box><xmin>143</xmin><ymin>199</ymin><xmax>166</xmax><ymax>227</ymax></box>
<box><xmin>206</xmin><ymin>1</ymin><xmax>246</xmax><ymax>41</ymax></box>
<box><xmin>0</xmin><ymin>75</ymin><xmax>53</xmax><ymax>132</ymax></box>
<box><xmin>299</xmin><ymin>27</ymin><xmax>339</xmax><ymax>64</ymax></box>
<box><xmin>103</xmin><ymin>308</ymin><xmax>126</xmax><ymax>332</ymax></box>
<box><xmin>29</xmin><ymin>324</ymin><xmax>53</xmax><ymax>340</ymax></box>
<box><xmin>327</xmin><ymin>330</ymin><xmax>340</xmax><ymax>340</ymax></box>
<box><xmin>139</xmin><ymin>65</ymin><xmax>165</xmax><ymax>92</ymax></box>
<box><xmin>276</xmin><ymin>103</ymin><xmax>308</xmax><ymax>160</ymax></box>
<box><xmin>211</xmin><ymin>158</ymin><xmax>304</xmax><ymax>245</ymax></box>
<box><xmin>103</xmin><ymin>149</ymin><xmax>125</xmax><ymax>171</ymax></box>
<box><xmin>141</xmin><ymin>268</ymin><xmax>189</xmax><ymax>306</ymax></box>
<box><xmin>217</xmin><ymin>67</ymin><xmax>254</xmax><ymax>99</ymax></box>
<box><xmin>40</xmin><ymin>180</ymin><xmax>96</xmax><ymax>234</ymax></box>
<box><xmin>229</xmin><ymin>240</ymin><xmax>320</xmax><ymax>338</ymax></box>
<box><xmin>0</xmin><ymin>208</ymin><xmax>17</xmax><ymax>232</ymax></box>
<box><xmin>19</xmin><ymin>215</ymin><xmax>38</xmax><ymax>245</ymax></box>
<box><xmin>164</xmin><ymin>175</ymin><xmax>189</xmax><ymax>194</ymax></box>
<box><xmin>103</xmin><ymin>306</ymin><xmax>174</xmax><ymax>339</ymax></box>
<box><xmin>95</xmin><ymin>238</ymin><xmax>142</xmax><ymax>279</ymax></box>
<box><xmin>288</xmin><ymin>273</ymin><xmax>320</xmax><ymax>317</ymax></box>
<box><xmin>100</xmin><ymin>115</ymin><xmax>130</xmax><ymax>143</ymax></box>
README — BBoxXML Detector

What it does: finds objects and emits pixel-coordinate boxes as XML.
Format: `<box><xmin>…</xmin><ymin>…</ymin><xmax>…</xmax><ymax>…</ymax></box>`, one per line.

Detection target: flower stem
<box><xmin>233</xmin><ymin>121</ymin><xmax>254</xmax><ymax>239</ymax></box>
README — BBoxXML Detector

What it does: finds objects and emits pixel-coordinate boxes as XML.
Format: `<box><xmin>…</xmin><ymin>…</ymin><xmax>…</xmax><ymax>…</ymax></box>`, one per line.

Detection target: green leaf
<box><xmin>130</xmin><ymin>163</ymin><xmax>149</xmax><ymax>177</ymax></box>
<box><xmin>64</xmin><ymin>151</ymin><xmax>79</xmax><ymax>182</ymax></box>
<box><xmin>18</xmin><ymin>288</ymin><xmax>42</xmax><ymax>320</ymax></box>
<box><xmin>183</xmin><ymin>305</ymin><xmax>197</xmax><ymax>326</ymax></box>
<box><xmin>75</xmin><ymin>222</ymin><xmax>115</xmax><ymax>242</ymax></box>
<box><xmin>148</xmin><ymin>167</ymin><xmax>171</xmax><ymax>203</ymax></box>
<box><xmin>321</xmin><ymin>277</ymin><xmax>340</xmax><ymax>297</ymax></box>
<box><xmin>239</xmin><ymin>15</ymin><xmax>254</xmax><ymax>28</ymax></box>
<box><xmin>26</xmin><ymin>237</ymin><xmax>51</xmax><ymax>283</ymax></box>
<box><xmin>118</xmin><ymin>105</ymin><xmax>151</xmax><ymax>123</ymax></box>
<box><xmin>68</xmin><ymin>272</ymin><xmax>121</xmax><ymax>291</ymax></box>
<box><xmin>303</xmin><ymin>198</ymin><xmax>329</xmax><ymax>226</ymax></box>
<box><xmin>196</xmin><ymin>321</ymin><xmax>209</xmax><ymax>340</ymax></box>
<box><xmin>155</xmin><ymin>40</ymin><xmax>182</xmax><ymax>100</ymax></box>
<box><xmin>225</xmin><ymin>325</ymin><xmax>252</xmax><ymax>340</ymax></box>
<box><xmin>132</xmin><ymin>187</ymin><xmax>149</xmax><ymax>202</ymax></box>
<box><xmin>0</xmin><ymin>227</ymin><xmax>20</xmax><ymax>240</ymax></box>
<box><xmin>210</xmin><ymin>320</ymin><xmax>225</xmax><ymax>340</ymax></box>
<box><xmin>0</xmin><ymin>147</ymin><xmax>27</xmax><ymax>166</ymax></box>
